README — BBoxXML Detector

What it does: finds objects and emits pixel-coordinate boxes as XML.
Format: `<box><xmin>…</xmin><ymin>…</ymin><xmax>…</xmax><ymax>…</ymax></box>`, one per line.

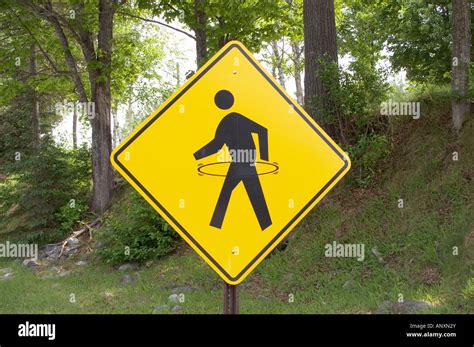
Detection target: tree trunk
<box><xmin>451</xmin><ymin>0</ymin><xmax>471</xmax><ymax>133</ymax></box>
<box><xmin>72</xmin><ymin>104</ymin><xmax>77</xmax><ymax>149</ymax></box>
<box><xmin>28</xmin><ymin>44</ymin><xmax>41</xmax><ymax>150</ymax></box>
<box><xmin>303</xmin><ymin>0</ymin><xmax>338</xmax><ymax>139</ymax></box>
<box><xmin>90</xmin><ymin>0</ymin><xmax>114</xmax><ymax>214</ymax></box>
<box><xmin>271</xmin><ymin>40</ymin><xmax>286</xmax><ymax>88</ymax></box>
<box><xmin>291</xmin><ymin>41</ymin><xmax>304</xmax><ymax>106</ymax></box>
<box><xmin>175</xmin><ymin>62</ymin><xmax>181</xmax><ymax>88</ymax></box>
<box><xmin>194</xmin><ymin>0</ymin><xmax>207</xmax><ymax>68</ymax></box>
<box><xmin>112</xmin><ymin>106</ymin><xmax>120</xmax><ymax>148</ymax></box>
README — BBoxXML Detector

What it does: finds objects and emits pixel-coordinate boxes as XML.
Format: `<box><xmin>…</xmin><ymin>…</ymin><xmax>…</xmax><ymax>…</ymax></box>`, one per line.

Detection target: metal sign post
<box><xmin>224</xmin><ymin>283</ymin><xmax>239</xmax><ymax>314</ymax></box>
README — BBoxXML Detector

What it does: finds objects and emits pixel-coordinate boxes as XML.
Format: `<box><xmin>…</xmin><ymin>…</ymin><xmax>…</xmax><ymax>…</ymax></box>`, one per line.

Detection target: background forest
<box><xmin>0</xmin><ymin>0</ymin><xmax>472</xmax><ymax>314</ymax></box>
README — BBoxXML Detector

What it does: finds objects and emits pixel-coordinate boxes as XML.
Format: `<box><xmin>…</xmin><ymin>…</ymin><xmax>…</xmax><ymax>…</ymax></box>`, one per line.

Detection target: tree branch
<box><xmin>7</xmin><ymin>7</ymin><xmax>70</xmax><ymax>76</ymax></box>
<box><xmin>117</xmin><ymin>10</ymin><xmax>196</xmax><ymax>40</ymax></box>
<box><xmin>18</xmin><ymin>0</ymin><xmax>89</xmax><ymax>103</ymax></box>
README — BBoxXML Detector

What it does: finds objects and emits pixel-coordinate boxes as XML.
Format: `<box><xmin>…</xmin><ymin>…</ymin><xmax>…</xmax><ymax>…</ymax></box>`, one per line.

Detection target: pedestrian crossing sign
<box><xmin>111</xmin><ymin>41</ymin><xmax>351</xmax><ymax>284</ymax></box>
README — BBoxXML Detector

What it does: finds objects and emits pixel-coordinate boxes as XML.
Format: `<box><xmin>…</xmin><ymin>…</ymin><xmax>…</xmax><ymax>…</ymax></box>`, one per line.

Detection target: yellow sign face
<box><xmin>111</xmin><ymin>41</ymin><xmax>350</xmax><ymax>284</ymax></box>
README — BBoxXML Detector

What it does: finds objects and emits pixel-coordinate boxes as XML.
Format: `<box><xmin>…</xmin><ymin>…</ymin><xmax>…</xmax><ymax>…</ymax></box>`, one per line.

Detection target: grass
<box><xmin>0</xmin><ymin>104</ymin><xmax>472</xmax><ymax>314</ymax></box>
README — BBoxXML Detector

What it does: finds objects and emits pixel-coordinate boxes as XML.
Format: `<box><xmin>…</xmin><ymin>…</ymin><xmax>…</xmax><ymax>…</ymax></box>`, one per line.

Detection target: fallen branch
<box><xmin>57</xmin><ymin>217</ymin><xmax>102</xmax><ymax>258</ymax></box>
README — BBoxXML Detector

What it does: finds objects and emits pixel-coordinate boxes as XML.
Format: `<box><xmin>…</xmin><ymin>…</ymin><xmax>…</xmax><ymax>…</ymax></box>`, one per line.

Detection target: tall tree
<box><xmin>0</xmin><ymin>1</ymin><xmax>74</xmax><ymax>167</ymax></box>
<box><xmin>21</xmin><ymin>0</ymin><xmax>116</xmax><ymax>214</ymax></box>
<box><xmin>303</xmin><ymin>0</ymin><xmax>338</xmax><ymax>139</ymax></box>
<box><xmin>283</xmin><ymin>0</ymin><xmax>304</xmax><ymax>105</ymax></box>
<box><xmin>451</xmin><ymin>0</ymin><xmax>471</xmax><ymax>133</ymax></box>
<box><xmin>290</xmin><ymin>41</ymin><xmax>304</xmax><ymax>105</ymax></box>
<box><xmin>270</xmin><ymin>39</ymin><xmax>286</xmax><ymax>88</ymax></box>
<box><xmin>194</xmin><ymin>0</ymin><xmax>207</xmax><ymax>66</ymax></box>
<box><xmin>72</xmin><ymin>105</ymin><xmax>78</xmax><ymax>149</ymax></box>
<box><xmin>28</xmin><ymin>44</ymin><xmax>41</xmax><ymax>150</ymax></box>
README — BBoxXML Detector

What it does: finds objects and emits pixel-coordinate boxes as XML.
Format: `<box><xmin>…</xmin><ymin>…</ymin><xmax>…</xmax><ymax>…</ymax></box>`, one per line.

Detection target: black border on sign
<box><xmin>113</xmin><ymin>43</ymin><xmax>349</xmax><ymax>282</ymax></box>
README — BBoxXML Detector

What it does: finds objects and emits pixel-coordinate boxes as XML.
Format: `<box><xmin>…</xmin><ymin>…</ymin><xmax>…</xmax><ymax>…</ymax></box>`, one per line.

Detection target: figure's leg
<box><xmin>242</xmin><ymin>175</ymin><xmax>272</xmax><ymax>230</ymax></box>
<box><xmin>210</xmin><ymin>174</ymin><xmax>240</xmax><ymax>229</ymax></box>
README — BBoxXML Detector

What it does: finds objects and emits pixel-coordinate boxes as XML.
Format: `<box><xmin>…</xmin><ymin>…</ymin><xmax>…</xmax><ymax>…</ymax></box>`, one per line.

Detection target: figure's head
<box><xmin>214</xmin><ymin>90</ymin><xmax>234</xmax><ymax>110</ymax></box>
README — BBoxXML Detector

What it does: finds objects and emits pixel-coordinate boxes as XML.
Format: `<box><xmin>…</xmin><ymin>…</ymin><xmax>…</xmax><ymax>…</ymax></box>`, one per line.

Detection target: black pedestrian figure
<box><xmin>194</xmin><ymin>90</ymin><xmax>272</xmax><ymax>230</ymax></box>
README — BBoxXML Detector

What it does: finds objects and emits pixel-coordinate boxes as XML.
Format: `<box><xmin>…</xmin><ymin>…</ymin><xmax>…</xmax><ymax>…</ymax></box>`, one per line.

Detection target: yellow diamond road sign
<box><xmin>111</xmin><ymin>41</ymin><xmax>351</xmax><ymax>284</ymax></box>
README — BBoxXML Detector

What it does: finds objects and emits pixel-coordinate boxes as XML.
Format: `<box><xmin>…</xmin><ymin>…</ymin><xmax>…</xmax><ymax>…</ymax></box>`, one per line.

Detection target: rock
<box><xmin>0</xmin><ymin>268</ymin><xmax>13</xmax><ymax>274</ymax></box>
<box><xmin>269</xmin><ymin>239</ymin><xmax>289</xmax><ymax>256</ymax></box>
<box><xmin>171</xmin><ymin>305</ymin><xmax>183</xmax><ymax>314</ymax></box>
<box><xmin>0</xmin><ymin>272</ymin><xmax>14</xmax><ymax>281</ymax></box>
<box><xmin>171</xmin><ymin>286</ymin><xmax>195</xmax><ymax>294</ymax></box>
<box><xmin>42</xmin><ymin>244</ymin><xmax>59</xmax><ymax>253</ymax></box>
<box><xmin>39</xmin><ymin>272</ymin><xmax>55</xmax><ymax>280</ymax></box>
<box><xmin>48</xmin><ymin>266</ymin><xmax>60</xmax><ymax>273</ymax></box>
<box><xmin>58</xmin><ymin>270</ymin><xmax>71</xmax><ymax>277</ymax></box>
<box><xmin>374</xmin><ymin>300</ymin><xmax>393</xmax><ymax>314</ymax></box>
<box><xmin>393</xmin><ymin>300</ymin><xmax>432</xmax><ymax>314</ymax></box>
<box><xmin>276</xmin><ymin>239</ymin><xmax>289</xmax><ymax>252</ymax></box>
<box><xmin>118</xmin><ymin>263</ymin><xmax>138</xmax><ymax>271</ymax></box>
<box><xmin>343</xmin><ymin>280</ymin><xmax>355</xmax><ymax>289</ymax></box>
<box><xmin>152</xmin><ymin>305</ymin><xmax>169</xmax><ymax>314</ymax></box>
<box><xmin>63</xmin><ymin>247</ymin><xmax>78</xmax><ymax>257</ymax></box>
<box><xmin>371</xmin><ymin>247</ymin><xmax>385</xmax><ymax>264</ymax></box>
<box><xmin>40</xmin><ymin>244</ymin><xmax>61</xmax><ymax>259</ymax></box>
<box><xmin>168</xmin><ymin>294</ymin><xmax>179</xmax><ymax>303</ymax></box>
<box><xmin>163</xmin><ymin>281</ymin><xmax>178</xmax><ymax>290</ymax></box>
<box><xmin>119</xmin><ymin>274</ymin><xmax>135</xmax><ymax>285</ymax></box>
<box><xmin>145</xmin><ymin>261</ymin><xmax>153</xmax><ymax>267</ymax></box>
<box><xmin>22</xmin><ymin>258</ymin><xmax>39</xmax><ymax>269</ymax></box>
<box><xmin>67</xmin><ymin>238</ymin><xmax>80</xmax><ymax>247</ymax></box>
<box><xmin>75</xmin><ymin>261</ymin><xmax>87</xmax><ymax>266</ymax></box>
<box><xmin>104</xmin><ymin>291</ymin><xmax>114</xmax><ymax>298</ymax></box>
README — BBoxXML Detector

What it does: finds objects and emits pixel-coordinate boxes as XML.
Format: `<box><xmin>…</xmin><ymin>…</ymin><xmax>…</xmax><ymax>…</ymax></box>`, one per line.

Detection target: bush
<box><xmin>1</xmin><ymin>140</ymin><xmax>91</xmax><ymax>243</ymax></box>
<box><xmin>99</xmin><ymin>190</ymin><xmax>178</xmax><ymax>264</ymax></box>
<box><xmin>313</xmin><ymin>58</ymin><xmax>390</xmax><ymax>143</ymax></box>
<box><xmin>347</xmin><ymin>133</ymin><xmax>390</xmax><ymax>186</ymax></box>
<box><xmin>54</xmin><ymin>200</ymin><xmax>87</xmax><ymax>237</ymax></box>
<box><xmin>311</xmin><ymin>59</ymin><xmax>391</xmax><ymax>186</ymax></box>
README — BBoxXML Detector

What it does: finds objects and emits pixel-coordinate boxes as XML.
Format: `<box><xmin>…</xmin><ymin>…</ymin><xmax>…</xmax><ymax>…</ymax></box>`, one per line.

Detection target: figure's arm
<box><xmin>246</xmin><ymin>118</ymin><xmax>268</xmax><ymax>161</ymax></box>
<box><xmin>193</xmin><ymin>127</ymin><xmax>225</xmax><ymax>160</ymax></box>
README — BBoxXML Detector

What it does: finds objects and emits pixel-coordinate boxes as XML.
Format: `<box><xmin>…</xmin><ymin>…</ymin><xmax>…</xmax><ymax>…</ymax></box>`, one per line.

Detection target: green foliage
<box><xmin>337</xmin><ymin>0</ymin><xmax>386</xmax><ymax>66</ymax></box>
<box><xmin>385</xmin><ymin>0</ymin><xmax>452</xmax><ymax>84</ymax></box>
<box><xmin>0</xmin><ymin>95</ymin><xmax>32</xmax><ymax>169</ymax></box>
<box><xmin>0</xmin><ymin>140</ymin><xmax>91</xmax><ymax>243</ymax></box>
<box><xmin>99</xmin><ymin>190</ymin><xmax>178</xmax><ymax>264</ymax></box>
<box><xmin>311</xmin><ymin>59</ymin><xmax>390</xmax><ymax>186</ymax></box>
<box><xmin>347</xmin><ymin>133</ymin><xmax>390</xmax><ymax>186</ymax></box>
<box><xmin>140</xmin><ymin>0</ymin><xmax>291</xmax><ymax>59</ymax></box>
<box><xmin>313</xmin><ymin>58</ymin><xmax>390</xmax><ymax>138</ymax></box>
<box><xmin>342</xmin><ymin>0</ymin><xmax>453</xmax><ymax>84</ymax></box>
<box><xmin>54</xmin><ymin>201</ymin><xmax>86</xmax><ymax>237</ymax></box>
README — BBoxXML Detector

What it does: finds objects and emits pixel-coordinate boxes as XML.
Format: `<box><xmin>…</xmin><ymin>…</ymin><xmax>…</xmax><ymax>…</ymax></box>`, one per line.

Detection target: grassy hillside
<box><xmin>0</xmin><ymin>102</ymin><xmax>472</xmax><ymax>314</ymax></box>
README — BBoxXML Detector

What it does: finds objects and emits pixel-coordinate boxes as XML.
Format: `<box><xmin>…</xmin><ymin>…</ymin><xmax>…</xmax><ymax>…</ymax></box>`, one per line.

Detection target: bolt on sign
<box><xmin>111</xmin><ymin>41</ymin><xmax>351</xmax><ymax>285</ymax></box>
